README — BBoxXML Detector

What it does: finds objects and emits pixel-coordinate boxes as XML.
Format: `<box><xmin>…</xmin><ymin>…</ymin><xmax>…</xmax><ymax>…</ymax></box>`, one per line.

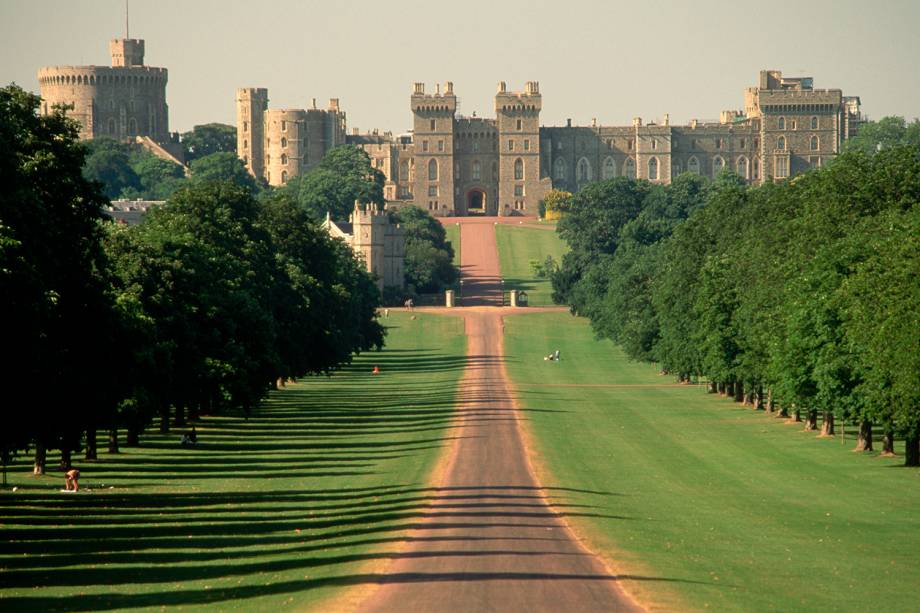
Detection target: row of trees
<box><xmin>551</xmin><ymin>118</ymin><xmax>920</xmax><ymax>465</ymax></box>
<box><xmin>1</xmin><ymin>85</ymin><xmax>385</xmax><ymax>479</ymax></box>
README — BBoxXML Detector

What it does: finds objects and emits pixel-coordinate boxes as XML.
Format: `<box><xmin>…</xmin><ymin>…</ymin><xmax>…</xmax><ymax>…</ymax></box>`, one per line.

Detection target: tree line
<box><xmin>550</xmin><ymin>118</ymin><xmax>920</xmax><ymax>466</ymax></box>
<box><xmin>0</xmin><ymin>85</ymin><xmax>390</xmax><ymax>480</ymax></box>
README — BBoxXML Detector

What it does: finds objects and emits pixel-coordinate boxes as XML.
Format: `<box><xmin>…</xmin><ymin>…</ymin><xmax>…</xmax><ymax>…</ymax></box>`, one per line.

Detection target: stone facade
<box><xmin>37</xmin><ymin>38</ymin><xmax>181</xmax><ymax>159</ymax></box>
<box><xmin>236</xmin><ymin>90</ymin><xmax>346</xmax><ymax>186</ymax></box>
<box><xmin>323</xmin><ymin>202</ymin><xmax>406</xmax><ymax>292</ymax></box>
<box><xmin>239</xmin><ymin>70</ymin><xmax>861</xmax><ymax>216</ymax></box>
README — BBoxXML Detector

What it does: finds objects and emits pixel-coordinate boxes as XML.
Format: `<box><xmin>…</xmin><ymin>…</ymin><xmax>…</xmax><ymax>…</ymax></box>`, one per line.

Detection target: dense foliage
<box><xmin>389</xmin><ymin>205</ymin><xmax>458</xmax><ymax>294</ymax></box>
<box><xmin>552</xmin><ymin>117</ymin><xmax>920</xmax><ymax>465</ymax></box>
<box><xmin>0</xmin><ymin>85</ymin><xmax>384</xmax><ymax>476</ymax></box>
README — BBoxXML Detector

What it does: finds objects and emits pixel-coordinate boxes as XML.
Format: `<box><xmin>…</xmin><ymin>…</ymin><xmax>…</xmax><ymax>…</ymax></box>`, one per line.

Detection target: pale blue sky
<box><xmin>2</xmin><ymin>0</ymin><xmax>918</xmax><ymax>133</ymax></box>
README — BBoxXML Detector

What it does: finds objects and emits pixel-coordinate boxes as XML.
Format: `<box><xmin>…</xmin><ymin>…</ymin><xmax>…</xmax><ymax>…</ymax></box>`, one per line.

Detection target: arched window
<box><xmin>777</xmin><ymin>136</ymin><xmax>786</xmax><ymax>151</ymax></box>
<box><xmin>625</xmin><ymin>157</ymin><xmax>636</xmax><ymax>179</ymax></box>
<box><xmin>688</xmin><ymin>156</ymin><xmax>700</xmax><ymax>175</ymax></box>
<box><xmin>553</xmin><ymin>158</ymin><xmax>567</xmax><ymax>181</ymax></box>
<box><xmin>753</xmin><ymin>157</ymin><xmax>760</xmax><ymax>179</ymax></box>
<box><xmin>514</xmin><ymin>158</ymin><xmax>524</xmax><ymax>180</ymax></box>
<box><xmin>648</xmin><ymin>157</ymin><xmax>659</xmax><ymax>181</ymax></box>
<box><xmin>712</xmin><ymin>156</ymin><xmax>725</xmax><ymax>178</ymax></box>
<box><xmin>472</xmin><ymin>160</ymin><xmax>481</xmax><ymax>181</ymax></box>
<box><xmin>399</xmin><ymin>160</ymin><xmax>409</xmax><ymax>182</ymax></box>
<box><xmin>602</xmin><ymin>156</ymin><xmax>616</xmax><ymax>180</ymax></box>
<box><xmin>810</xmin><ymin>135</ymin><xmax>819</xmax><ymax>151</ymax></box>
<box><xmin>281</xmin><ymin>170</ymin><xmax>288</xmax><ymax>183</ymax></box>
<box><xmin>428</xmin><ymin>158</ymin><xmax>438</xmax><ymax>181</ymax></box>
<box><xmin>243</xmin><ymin>140</ymin><xmax>248</xmax><ymax>150</ymax></box>
<box><xmin>811</xmin><ymin>116</ymin><xmax>818</xmax><ymax>130</ymax></box>
<box><xmin>778</xmin><ymin>117</ymin><xmax>786</xmax><ymax>130</ymax></box>
<box><xmin>281</xmin><ymin>137</ymin><xmax>287</xmax><ymax>148</ymax></box>
<box><xmin>127</xmin><ymin>118</ymin><xmax>137</xmax><ymax>136</ymax></box>
<box><xmin>281</xmin><ymin>153</ymin><xmax>288</xmax><ymax>165</ymax></box>
<box><xmin>577</xmin><ymin>157</ymin><xmax>592</xmax><ymax>182</ymax></box>
<box><xmin>736</xmin><ymin>156</ymin><xmax>749</xmax><ymax>179</ymax></box>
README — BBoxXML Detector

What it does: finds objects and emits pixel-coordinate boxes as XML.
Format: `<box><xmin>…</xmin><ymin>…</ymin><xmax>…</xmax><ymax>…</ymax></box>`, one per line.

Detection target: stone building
<box><xmin>236</xmin><ymin>90</ymin><xmax>346</xmax><ymax>186</ymax></box>
<box><xmin>37</xmin><ymin>38</ymin><xmax>182</xmax><ymax>160</ymax></box>
<box><xmin>239</xmin><ymin>70</ymin><xmax>860</xmax><ymax>216</ymax></box>
<box><xmin>323</xmin><ymin>202</ymin><xmax>406</xmax><ymax>292</ymax></box>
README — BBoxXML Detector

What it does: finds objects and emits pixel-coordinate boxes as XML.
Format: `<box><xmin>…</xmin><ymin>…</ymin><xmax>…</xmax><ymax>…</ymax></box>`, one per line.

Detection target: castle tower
<box><xmin>495</xmin><ymin>81</ymin><xmax>546</xmax><ymax>215</ymax></box>
<box><xmin>237</xmin><ymin>88</ymin><xmax>268</xmax><ymax>180</ymax></box>
<box><xmin>351</xmin><ymin>201</ymin><xmax>389</xmax><ymax>291</ymax></box>
<box><xmin>109</xmin><ymin>38</ymin><xmax>145</xmax><ymax>67</ymax></box>
<box><xmin>411</xmin><ymin>82</ymin><xmax>457</xmax><ymax>216</ymax></box>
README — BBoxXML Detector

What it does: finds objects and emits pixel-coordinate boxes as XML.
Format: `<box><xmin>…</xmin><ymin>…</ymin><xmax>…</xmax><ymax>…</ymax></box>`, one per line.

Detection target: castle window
<box><xmin>281</xmin><ymin>120</ymin><xmax>287</xmax><ymax>131</ymax></box>
<box><xmin>687</xmin><ymin>156</ymin><xmax>700</xmax><ymax>174</ymax></box>
<box><xmin>553</xmin><ymin>158</ymin><xmax>567</xmax><ymax>181</ymax></box>
<box><xmin>524</xmin><ymin>139</ymin><xmax>530</xmax><ymax>151</ymax></box>
<box><xmin>691</xmin><ymin>138</ymin><xmax>697</xmax><ymax>150</ymax></box>
<box><xmin>438</xmin><ymin>140</ymin><xmax>444</xmax><ymax>152</ymax></box>
<box><xmin>472</xmin><ymin>160</ymin><xmax>481</xmax><ymax>181</ymax></box>
<box><xmin>648</xmin><ymin>157</ymin><xmax>659</xmax><ymax>181</ymax></box>
<box><xmin>778</xmin><ymin>117</ymin><xmax>786</xmax><ymax>130</ymax></box>
<box><xmin>651</xmin><ymin>139</ymin><xmax>658</xmax><ymax>150</ymax></box>
<box><xmin>628</xmin><ymin>139</ymin><xmax>634</xmax><ymax>150</ymax></box>
<box><xmin>516</xmin><ymin>119</ymin><xmax>522</xmax><ymax>131</ymax></box>
<box><xmin>428</xmin><ymin>159</ymin><xmax>438</xmax><ymax>181</ymax></box>
<box><xmin>508</xmin><ymin>139</ymin><xmax>514</xmax><ymax>151</ymax></box>
<box><xmin>243</xmin><ymin>155</ymin><xmax>248</xmax><ymax>164</ymax></box>
<box><xmin>811</xmin><ymin>116</ymin><xmax>819</xmax><ymax>130</ymax></box>
<box><xmin>777</xmin><ymin>136</ymin><xmax>786</xmax><ymax>151</ymax></box>
<box><xmin>243</xmin><ymin>139</ymin><xmax>248</xmax><ymax>150</ymax></box>
<box><xmin>625</xmin><ymin>157</ymin><xmax>636</xmax><ymax>179</ymax></box>
<box><xmin>791</xmin><ymin>120</ymin><xmax>797</xmax><ymax>130</ymax></box>
<box><xmin>514</xmin><ymin>185</ymin><xmax>524</xmax><ymax>196</ymax></box>
<box><xmin>712</xmin><ymin>156</ymin><xmax>725</xmax><ymax>178</ymax></box>
<box><xmin>281</xmin><ymin>137</ymin><xmax>287</xmax><ymax>148</ymax></box>
<box><xmin>428</xmin><ymin>185</ymin><xmax>438</xmax><ymax>197</ymax></box>
<box><xmin>809</xmin><ymin>156</ymin><xmax>821</xmax><ymax>168</ymax></box>
<box><xmin>810</xmin><ymin>135</ymin><xmax>819</xmax><ymax>150</ymax></box>
<box><xmin>282</xmin><ymin>170</ymin><xmax>288</xmax><ymax>182</ymax></box>
<box><xmin>422</xmin><ymin>140</ymin><xmax>429</xmax><ymax>152</ymax></box>
<box><xmin>430</xmin><ymin>119</ymin><xmax>436</xmax><ymax>131</ymax></box>
<box><xmin>775</xmin><ymin>156</ymin><xmax>789</xmax><ymax>178</ymax></box>
<box><xmin>399</xmin><ymin>160</ymin><xmax>409</xmax><ymax>182</ymax></box>
<box><xmin>736</xmin><ymin>156</ymin><xmax>749</xmax><ymax>179</ymax></box>
<box><xmin>281</xmin><ymin>154</ymin><xmax>288</xmax><ymax>165</ymax></box>
<box><xmin>514</xmin><ymin>158</ymin><xmax>524</xmax><ymax>180</ymax></box>
<box><xmin>577</xmin><ymin>157</ymin><xmax>592</xmax><ymax>182</ymax></box>
<box><xmin>754</xmin><ymin>137</ymin><xmax>759</xmax><ymax>149</ymax></box>
<box><xmin>754</xmin><ymin>157</ymin><xmax>760</xmax><ymax>179</ymax></box>
<box><xmin>672</xmin><ymin>163</ymin><xmax>682</xmax><ymax>177</ymax></box>
<box><xmin>739</xmin><ymin>138</ymin><xmax>746</xmax><ymax>149</ymax></box>
<box><xmin>473</xmin><ymin>141</ymin><xmax>480</xmax><ymax>152</ymax></box>
<box><xmin>715</xmin><ymin>138</ymin><xmax>723</xmax><ymax>149</ymax></box>
<box><xmin>602</xmin><ymin>157</ymin><xmax>616</xmax><ymax>180</ymax></box>
<box><xmin>243</xmin><ymin>121</ymin><xmax>248</xmax><ymax>132</ymax></box>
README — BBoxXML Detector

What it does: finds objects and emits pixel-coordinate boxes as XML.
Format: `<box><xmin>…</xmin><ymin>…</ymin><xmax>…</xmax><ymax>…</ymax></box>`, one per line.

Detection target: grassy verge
<box><xmin>443</xmin><ymin>222</ymin><xmax>461</xmax><ymax>268</ymax></box>
<box><xmin>495</xmin><ymin>224</ymin><xmax>567</xmax><ymax>306</ymax></box>
<box><xmin>0</xmin><ymin>311</ymin><xmax>466</xmax><ymax>612</ymax></box>
<box><xmin>503</xmin><ymin>311</ymin><xmax>920</xmax><ymax>612</ymax></box>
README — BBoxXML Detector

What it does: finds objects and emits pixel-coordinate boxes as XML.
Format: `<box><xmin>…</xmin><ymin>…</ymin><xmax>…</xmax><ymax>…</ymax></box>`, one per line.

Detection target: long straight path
<box><xmin>357</xmin><ymin>219</ymin><xmax>640</xmax><ymax>612</ymax></box>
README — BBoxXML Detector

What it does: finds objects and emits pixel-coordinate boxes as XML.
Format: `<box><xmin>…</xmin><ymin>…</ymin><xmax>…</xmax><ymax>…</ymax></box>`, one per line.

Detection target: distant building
<box><xmin>105</xmin><ymin>199</ymin><xmax>164</xmax><ymax>225</ymax></box>
<box><xmin>239</xmin><ymin>70</ymin><xmax>861</xmax><ymax>217</ymax></box>
<box><xmin>323</xmin><ymin>202</ymin><xmax>406</xmax><ymax>292</ymax></box>
<box><xmin>37</xmin><ymin>37</ymin><xmax>183</xmax><ymax>163</ymax></box>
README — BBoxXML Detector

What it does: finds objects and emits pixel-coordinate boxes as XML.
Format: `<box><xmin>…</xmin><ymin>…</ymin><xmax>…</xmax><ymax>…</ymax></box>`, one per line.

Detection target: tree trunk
<box><xmin>820</xmin><ymin>411</ymin><xmax>835</xmax><ymax>436</ymax></box>
<box><xmin>188</xmin><ymin>400</ymin><xmax>200</xmax><ymax>422</ymax></box>
<box><xmin>742</xmin><ymin>389</ymin><xmax>752</xmax><ymax>406</ymax></box>
<box><xmin>754</xmin><ymin>387</ymin><xmax>765</xmax><ymax>411</ymax></box>
<box><xmin>708</xmin><ymin>381</ymin><xmax>717</xmax><ymax>394</ymax></box>
<box><xmin>60</xmin><ymin>447</ymin><xmax>72</xmax><ymax>470</ymax></box>
<box><xmin>766</xmin><ymin>389</ymin><xmax>775</xmax><ymax>413</ymax></box>
<box><xmin>108</xmin><ymin>427</ymin><xmax>120</xmax><ymax>454</ymax></box>
<box><xmin>855</xmin><ymin>419</ymin><xmax>873</xmax><ymax>452</ymax></box>
<box><xmin>905</xmin><ymin>430</ymin><xmax>919</xmax><ymax>467</ymax></box>
<box><xmin>734</xmin><ymin>383</ymin><xmax>744</xmax><ymax>403</ymax></box>
<box><xmin>159</xmin><ymin>404</ymin><xmax>170</xmax><ymax>434</ymax></box>
<box><xmin>33</xmin><ymin>443</ymin><xmax>46</xmax><ymax>476</ymax></box>
<box><xmin>882</xmin><ymin>430</ymin><xmax>895</xmax><ymax>456</ymax></box>
<box><xmin>85</xmin><ymin>428</ymin><xmax>98</xmax><ymax>460</ymax></box>
<box><xmin>174</xmin><ymin>402</ymin><xmax>186</xmax><ymax>428</ymax></box>
<box><xmin>718</xmin><ymin>381</ymin><xmax>727</xmax><ymax>396</ymax></box>
<box><xmin>127</xmin><ymin>424</ymin><xmax>140</xmax><ymax>446</ymax></box>
<box><xmin>804</xmin><ymin>410</ymin><xmax>818</xmax><ymax>431</ymax></box>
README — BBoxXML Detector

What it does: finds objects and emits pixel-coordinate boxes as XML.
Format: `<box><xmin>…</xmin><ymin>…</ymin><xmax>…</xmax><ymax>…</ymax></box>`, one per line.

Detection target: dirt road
<box><xmin>357</xmin><ymin>220</ymin><xmax>640</xmax><ymax>612</ymax></box>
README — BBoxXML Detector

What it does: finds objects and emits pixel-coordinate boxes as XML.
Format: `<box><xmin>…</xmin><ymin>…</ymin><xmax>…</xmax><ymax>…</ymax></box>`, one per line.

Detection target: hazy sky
<box><xmin>2</xmin><ymin>0</ymin><xmax>918</xmax><ymax>133</ymax></box>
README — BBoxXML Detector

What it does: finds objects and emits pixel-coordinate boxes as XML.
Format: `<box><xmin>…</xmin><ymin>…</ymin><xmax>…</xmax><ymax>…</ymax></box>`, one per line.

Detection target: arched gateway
<box><xmin>467</xmin><ymin>189</ymin><xmax>487</xmax><ymax>215</ymax></box>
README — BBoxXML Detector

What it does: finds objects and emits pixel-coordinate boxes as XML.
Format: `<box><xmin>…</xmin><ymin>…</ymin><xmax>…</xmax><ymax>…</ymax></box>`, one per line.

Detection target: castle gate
<box><xmin>467</xmin><ymin>189</ymin><xmax>487</xmax><ymax>215</ymax></box>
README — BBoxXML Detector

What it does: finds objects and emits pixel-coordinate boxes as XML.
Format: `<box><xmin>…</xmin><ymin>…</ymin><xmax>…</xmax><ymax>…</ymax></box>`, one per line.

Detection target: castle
<box><xmin>323</xmin><ymin>203</ymin><xmax>406</xmax><ymax>292</ymax></box>
<box><xmin>238</xmin><ymin>71</ymin><xmax>861</xmax><ymax>216</ymax></box>
<box><xmin>37</xmin><ymin>38</ymin><xmax>183</xmax><ymax>162</ymax></box>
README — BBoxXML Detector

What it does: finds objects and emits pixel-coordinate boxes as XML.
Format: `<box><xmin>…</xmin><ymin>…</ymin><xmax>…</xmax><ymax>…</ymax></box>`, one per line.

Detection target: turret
<box><xmin>237</xmin><ymin>88</ymin><xmax>268</xmax><ymax>180</ymax></box>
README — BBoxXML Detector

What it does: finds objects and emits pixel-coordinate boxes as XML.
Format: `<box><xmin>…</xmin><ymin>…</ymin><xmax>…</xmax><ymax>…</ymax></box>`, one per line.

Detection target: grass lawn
<box><xmin>495</xmin><ymin>224</ymin><xmax>567</xmax><ymax>306</ymax></box>
<box><xmin>443</xmin><ymin>222</ymin><xmax>461</xmax><ymax>268</ymax></box>
<box><xmin>0</xmin><ymin>312</ymin><xmax>466</xmax><ymax>612</ymax></box>
<box><xmin>503</xmin><ymin>311</ymin><xmax>920</xmax><ymax>612</ymax></box>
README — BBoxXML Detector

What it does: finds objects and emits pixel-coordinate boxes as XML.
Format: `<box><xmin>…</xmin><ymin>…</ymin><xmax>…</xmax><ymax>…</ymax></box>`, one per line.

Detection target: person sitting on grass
<box><xmin>64</xmin><ymin>468</ymin><xmax>80</xmax><ymax>491</ymax></box>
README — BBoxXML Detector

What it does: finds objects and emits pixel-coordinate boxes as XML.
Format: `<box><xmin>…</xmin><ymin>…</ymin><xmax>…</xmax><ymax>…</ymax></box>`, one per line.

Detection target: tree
<box><xmin>541</xmin><ymin>189</ymin><xmax>572</xmax><ymax>221</ymax></box>
<box><xmin>843</xmin><ymin>116</ymin><xmax>920</xmax><ymax>156</ymax></box>
<box><xmin>389</xmin><ymin>206</ymin><xmax>458</xmax><ymax>293</ymax></box>
<box><xmin>0</xmin><ymin>84</ymin><xmax>118</xmax><ymax>472</ymax></box>
<box><xmin>83</xmin><ymin>137</ymin><xmax>140</xmax><ymax>199</ymax></box>
<box><xmin>284</xmin><ymin>146</ymin><xmax>385</xmax><ymax>221</ymax></box>
<box><xmin>125</xmin><ymin>154</ymin><xmax>186</xmax><ymax>200</ymax></box>
<box><xmin>181</xmin><ymin>123</ymin><xmax>237</xmax><ymax>163</ymax></box>
<box><xmin>189</xmin><ymin>152</ymin><xmax>259</xmax><ymax>194</ymax></box>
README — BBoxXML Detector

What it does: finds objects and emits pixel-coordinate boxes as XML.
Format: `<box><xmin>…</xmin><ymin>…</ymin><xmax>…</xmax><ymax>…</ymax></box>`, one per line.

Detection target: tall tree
<box><xmin>181</xmin><ymin>123</ymin><xmax>237</xmax><ymax>163</ymax></box>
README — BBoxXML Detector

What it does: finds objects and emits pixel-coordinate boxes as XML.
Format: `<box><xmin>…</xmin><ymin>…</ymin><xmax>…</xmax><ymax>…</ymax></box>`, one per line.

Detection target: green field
<box><xmin>495</xmin><ymin>224</ymin><xmax>567</xmax><ymax>306</ymax></box>
<box><xmin>503</xmin><ymin>312</ymin><xmax>920</xmax><ymax>612</ymax></box>
<box><xmin>443</xmin><ymin>222</ymin><xmax>461</xmax><ymax>267</ymax></box>
<box><xmin>0</xmin><ymin>312</ymin><xmax>465</xmax><ymax>612</ymax></box>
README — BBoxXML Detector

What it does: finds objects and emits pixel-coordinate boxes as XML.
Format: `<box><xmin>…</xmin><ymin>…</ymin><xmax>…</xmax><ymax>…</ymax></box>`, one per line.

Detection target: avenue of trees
<box><xmin>0</xmin><ymin>85</ymin><xmax>385</xmax><ymax>478</ymax></box>
<box><xmin>551</xmin><ymin>118</ymin><xmax>920</xmax><ymax>466</ymax></box>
